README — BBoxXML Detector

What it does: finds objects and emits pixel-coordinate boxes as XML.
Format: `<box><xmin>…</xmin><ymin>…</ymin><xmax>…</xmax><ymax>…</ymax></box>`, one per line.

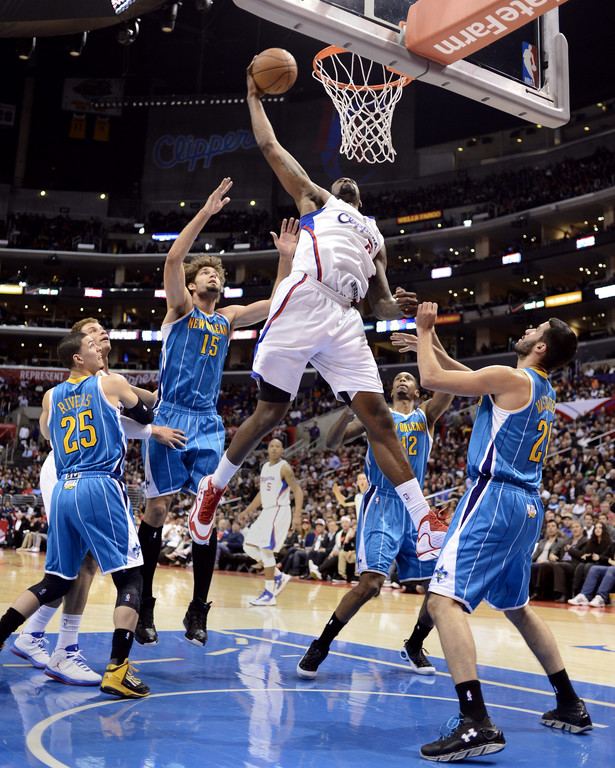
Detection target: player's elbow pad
<box><xmin>123</xmin><ymin>396</ymin><xmax>154</xmax><ymax>425</ymax></box>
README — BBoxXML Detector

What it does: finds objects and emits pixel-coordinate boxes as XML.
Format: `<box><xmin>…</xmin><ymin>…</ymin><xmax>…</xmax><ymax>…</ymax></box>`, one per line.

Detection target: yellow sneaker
<box><xmin>100</xmin><ymin>659</ymin><xmax>150</xmax><ymax>699</ymax></box>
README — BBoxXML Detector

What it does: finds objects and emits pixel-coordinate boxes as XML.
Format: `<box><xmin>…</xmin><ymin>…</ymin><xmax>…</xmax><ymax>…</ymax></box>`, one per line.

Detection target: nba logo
<box><xmin>522</xmin><ymin>42</ymin><xmax>538</xmax><ymax>88</ymax></box>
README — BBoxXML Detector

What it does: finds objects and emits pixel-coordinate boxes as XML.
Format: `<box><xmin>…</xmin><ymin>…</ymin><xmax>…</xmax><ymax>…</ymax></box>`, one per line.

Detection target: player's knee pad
<box><xmin>260</xmin><ymin>549</ymin><xmax>276</xmax><ymax>569</ymax></box>
<box><xmin>243</xmin><ymin>542</ymin><xmax>261</xmax><ymax>560</ymax></box>
<box><xmin>28</xmin><ymin>574</ymin><xmax>73</xmax><ymax>605</ymax></box>
<box><xmin>112</xmin><ymin>568</ymin><xmax>143</xmax><ymax>612</ymax></box>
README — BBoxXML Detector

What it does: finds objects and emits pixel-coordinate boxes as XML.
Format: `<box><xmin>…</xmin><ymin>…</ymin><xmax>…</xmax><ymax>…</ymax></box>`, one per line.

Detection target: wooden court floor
<box><xmin>1</xmin><ymin>549</ymin><xmax>613</xmax><ymax>767</ymax></box>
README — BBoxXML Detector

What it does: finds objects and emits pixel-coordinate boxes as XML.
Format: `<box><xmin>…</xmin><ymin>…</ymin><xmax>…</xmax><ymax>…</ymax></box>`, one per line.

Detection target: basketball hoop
<box><xmin>313</xmin><ymin>46</ymin><xmax>413</xmax><ymax>164</ymax></box>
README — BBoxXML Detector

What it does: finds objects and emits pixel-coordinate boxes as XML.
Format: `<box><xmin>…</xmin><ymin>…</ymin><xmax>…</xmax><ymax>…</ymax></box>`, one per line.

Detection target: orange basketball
<box><xmin>251</xmin><ymin>48</ymin><xmax>298</xmax><ymax>95</ymax></box>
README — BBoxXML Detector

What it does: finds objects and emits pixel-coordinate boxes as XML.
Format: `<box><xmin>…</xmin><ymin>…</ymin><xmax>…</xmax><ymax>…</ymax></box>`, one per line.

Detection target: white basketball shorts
<box><xmin>244</xmin><ymin>504</ymin><xmax>292</xmax><ymax>553</ymax></box>
<box><xmin>252</xmin><ymin>272</ymin><xmax>383</xmax><ymax>401</ymax></box>
<box><xmin>39</xmin><ymin>452</ymin><xmax>58</xmax><ymax>514</ymax></box>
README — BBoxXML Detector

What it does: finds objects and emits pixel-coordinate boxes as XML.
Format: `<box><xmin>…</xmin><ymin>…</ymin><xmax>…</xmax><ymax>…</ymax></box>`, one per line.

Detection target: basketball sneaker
<box><xmin>297</xmin><ymin>640</ymin><xmax>328</xmax><ymax>679</ymax></box>
<box><xmin>400</xmin><ymin>640</ymin><xmax>436</xmax><ymax>675</ymax></box>
<box><xmin>10</xmin><ymin>631</ymin><xmax>50</xmax><ymax>669</ymax></box>
<box><xmin>135</xmin><ymin>596</ymin><xmax>159</xmax><ymax>646</ymax></box>
<box><xmin>249</xmin><ymin>589</ymin><xmax>276</xmax><ymax>606</ymax></box>
<box><xmin>188</xmin><ymin>475</ymin><xmax>225</xmax><ymax>544</ymax></box>
<box><xmin>273</xmin><ymin>572</ymin><xmax>291</xmax><ymax>597</ymax></box>
<box><xmin>567</xmin><ymin>593</ymin><xmax>589</xmax><ymax>606</ymax></box>
<box><xmin>416</xmin><ymin>509</ymin><xmax>449</xmax><ymax>561</ymax></box>
<box><xmin>308</xmin><ymin>561</ymin><xmax>322</xmax><ymax>580</ymax></box>
<box><xmin>588</xmin><ymin>594</ymin><xmax>605</xmax><ymax>608</ymax></box>
<box><xmin>420</xmin><ymin>714</ymin><xmax>506</xmax><ymax>761</ymax></box>
<box><xmin>100</xmin><ymin>659</ymin><xmax>150</xmax><ymax>699</ymax></box>
<box><xmin>183</xmin><ymin>600</ymin><xmax>211</xmax><ymax>647</ymax></box>
<box><xmin>541</xmin><ymin>699</ymin><xmax>593</xmax><ymax>733</ymax></box>
<box><xmin>44</xmin><ymin>645</ymin><xmax>102</xmax><ymax>686</ymax></box>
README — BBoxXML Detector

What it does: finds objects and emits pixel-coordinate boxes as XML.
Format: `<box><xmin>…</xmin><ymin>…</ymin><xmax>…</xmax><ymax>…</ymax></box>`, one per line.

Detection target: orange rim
<box><xmin>313</xmin><ymin>45</ymin><xmax>413</xmax><ymax>91</ymax></box>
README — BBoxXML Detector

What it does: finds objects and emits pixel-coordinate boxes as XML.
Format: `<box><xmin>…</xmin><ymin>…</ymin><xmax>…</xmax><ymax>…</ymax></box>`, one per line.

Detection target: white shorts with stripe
<box><xmin>252</xmin><ymin>272</ymin><xmax>383</xmax><ymax>401</ymax></box>
<box><xmin>243</xmin><ymin>504</ymin><xmax>291</xmax><ymax>554</ymax></box>
<box><xmin>40</xmin><ymin>452</ymin><xmax>58</xmax><ymax>514</ymax></box>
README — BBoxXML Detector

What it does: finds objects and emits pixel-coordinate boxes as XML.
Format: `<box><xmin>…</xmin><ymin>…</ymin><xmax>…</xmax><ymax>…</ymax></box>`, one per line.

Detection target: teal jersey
<box><xmin>467</xmin><ymin>367</ymin><xmax>555</xmax><ymax>489</ymax></box>
<box><xmin>157</xmin><ymin>307</ymin><xmax>230</xmax><ymax>410</ymax></box>
<box><xmin>364</xmin><ymin>407</ymin><xmax>432</xmax><ymax>491</ymax></box>
<box><xmin>48</xmin><ymin>375</ymin><xmax>126</xmax><ymax>479</ymax></box>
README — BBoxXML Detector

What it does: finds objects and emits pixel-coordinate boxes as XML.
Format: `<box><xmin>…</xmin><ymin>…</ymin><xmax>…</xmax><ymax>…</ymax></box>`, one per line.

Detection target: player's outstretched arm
<box><xmin>103</xmin><ymin>374</ymin><xmax>154</xmax><ymax>425</ymax></box>
<box><xmin>367</xmin><ymin>246</ymin><xmax>418</xmax><ymax>320</ymax></box>
<box><xmin>247</xmin><ymin>64</ymin><xmax>328</xmax><ymax>215</ymax></box>
<box><xmin>163</xmin><ymin>177</ymin><xmax>233</xmax><ymax>322</ymax></box>
<box><xmin>392</xmin><ymin>329</ymin><xmax>472</xmax><ymax>373</ymax></box>
<box><xmin>224</xmin><ymin>217</ymin><xmax>299</xmax><ymax>330</ymax></box>
<box><xmin>326</xmin><ymin>406</ymin><xmax>365</xmax><ymax>449</ymax></box>
<box><xmin>416</xmin><ymin>302</ymin><xmax>525</xmax><ymax>399</ymax></box>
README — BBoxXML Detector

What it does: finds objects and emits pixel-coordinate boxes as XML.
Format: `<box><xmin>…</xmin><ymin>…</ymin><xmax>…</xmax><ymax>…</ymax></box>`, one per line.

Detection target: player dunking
<box><xmin>136</xmin><ymin>178</ymin><xmax>298</xmax><ymax>647</ymax></box>
<box><xmin>189</xmin><ymin>63</ymin><xmax>444</xmax><ymax>559</ymax></box>
<box><xmin>11</xmin><ymin>318</ymin><xmax>184</xmax><ymax>685</ymax></box>
<box><xmin>0</xmin><ymin>332</ymin><xmax>154</xmax><ymax>698</ymax></box>
<box><xmin>242</xmin><ymin>438</ymin><xmax>304</xmax><ymax>606</ymax></box>
<box><xmin>414</xmin><ymin>305</ymin><xmax>590</xmax><ymax>761</ymax></box>
<box><xmin>297</xmin><ymin>358</ymin><xmax>454</xmax><ymax>678</ymax></box>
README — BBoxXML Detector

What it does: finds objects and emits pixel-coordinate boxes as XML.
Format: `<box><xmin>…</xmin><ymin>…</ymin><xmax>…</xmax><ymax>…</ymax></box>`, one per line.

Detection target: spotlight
<box><xmin>116</xmin><ymin>19</ymin><xmax>140</xmax><ymax>46</ymax></box>
<box><xmin>161</xmin><ymin>3</ymin><xmax>180</xmax><ymax>33</ymax></box>
<box><xmin>195</xmin><ymin>0</ymin><xmax>213</xmax><ymax>11</ymax></box>
<box><xmin>68</xmin><ymin>31</ymin><xmax>87</xmax><ymax>57</ymax></box>
<box><xmin>16</xmin><ymin>38</ymin><xmax>36</xmax><ymax>61</ymax></box>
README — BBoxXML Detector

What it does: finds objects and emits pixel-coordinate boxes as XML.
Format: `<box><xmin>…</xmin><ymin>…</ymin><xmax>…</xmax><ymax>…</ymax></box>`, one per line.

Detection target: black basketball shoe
<box><xmin>420</xmin><ymin>714</ymin><xmax>506</xmax><ymax>761</ymax></box>
<box><xmin>297</xmin><ymin>640</ymin><xmax>328</xmax><ymax>679</ymax></box>
<box><xmin>400</xmin><ymin>639</ymin><xmax>436</xmax><ymax>675</ymax></box>
<box><xmin>183</xmin><ymin>600</ymin><xmax>211</xmax><ymax>647</ymax></box>
<box><xmin>541</xmin><ymin>699</ymin><xmax>593</xmax><ymax>733</ymax></box>
<box><xmin>135</xmin><ymin>597</ymin><xmax>158</xmax><ymax>647</ymax></box>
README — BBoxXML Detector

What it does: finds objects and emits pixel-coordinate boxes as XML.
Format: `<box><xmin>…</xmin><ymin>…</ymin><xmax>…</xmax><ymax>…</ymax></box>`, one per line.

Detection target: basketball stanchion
<box><xmin>312</xmin><ymin>45</ymin><xmax>413</xmax><ymax>164</ymax></box>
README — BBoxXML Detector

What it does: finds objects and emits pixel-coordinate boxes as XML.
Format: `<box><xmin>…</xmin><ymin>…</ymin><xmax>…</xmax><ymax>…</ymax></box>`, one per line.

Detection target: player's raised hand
<box><xmin>203</xmin><ymin>177</ymin><xmax>233</xmax><ymax>217</ymax></box>
<box><xmin>392</xmin><ymin>287</ymin><xmax>418</xmax><ymax>318</ymax></box>
<box><xmin>416</xmin><ymin>302</ymin><xmax>438</xmax><ymax>332</ymax></box>
<box><xmin>391</xmin><ymin>331</ymin><xmax>418</xmax><ymax>354</ymax></box>
<box><xmin>247</xmin><ymin>59</ymin><xmax>265</xmax><ymax>99</ymax></box>
<box><xmin>151</xmin><ymin>425</ymin><xmax>188</xmax><ymax>449</ymax></box>
<box><xmin>271</xmin><ymin>217</ymin><xmax>300</xmax><ymax>261</ymax></box>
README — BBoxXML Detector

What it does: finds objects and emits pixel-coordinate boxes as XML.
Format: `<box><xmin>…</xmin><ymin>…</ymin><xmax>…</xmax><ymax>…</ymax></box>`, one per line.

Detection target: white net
<box><xmin>313</xmin><ymin>46</ymin><xmax>412</xmax><ymax>164</ymax></box>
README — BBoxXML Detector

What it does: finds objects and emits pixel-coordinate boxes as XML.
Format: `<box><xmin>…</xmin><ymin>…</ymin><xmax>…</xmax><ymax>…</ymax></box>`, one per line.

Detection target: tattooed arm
<box><xmin>247</xmin><ymin>62</ymin><xmax>329</xmax><ymax>215</ymax></box>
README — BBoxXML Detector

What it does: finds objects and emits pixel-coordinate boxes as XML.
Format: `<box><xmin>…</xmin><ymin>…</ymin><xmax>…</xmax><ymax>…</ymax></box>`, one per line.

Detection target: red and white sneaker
<box><xmin>188</xmin><ymin>475</ymin><xmax>225</xmax><ymax>544</ymax></box>
<box><xmin>416</xmin><ymin>509</ymin><xmax>449</xmax><ymax>561</ymax></box>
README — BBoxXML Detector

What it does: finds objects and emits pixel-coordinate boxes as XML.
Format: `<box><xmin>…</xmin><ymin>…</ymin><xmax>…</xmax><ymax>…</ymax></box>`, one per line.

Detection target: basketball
<box><xmin>251</xmin><ymin>48</ymin><xmax>298</xmax><ymax>95</ymax></box>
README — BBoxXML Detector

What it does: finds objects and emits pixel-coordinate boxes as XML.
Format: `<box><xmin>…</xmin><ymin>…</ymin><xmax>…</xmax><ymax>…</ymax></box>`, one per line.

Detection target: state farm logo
<box><xmin>406</xmin><ymin>0</ymin><xmax>568</xmax><ymax>65</ymax></box>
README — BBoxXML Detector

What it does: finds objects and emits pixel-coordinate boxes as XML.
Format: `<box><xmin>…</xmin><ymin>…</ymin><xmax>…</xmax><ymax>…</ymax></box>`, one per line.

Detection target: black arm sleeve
<box><xmin>122</xmin><ymin>396</ymin><xmax>154</xmax><ymax>425</ymax></box>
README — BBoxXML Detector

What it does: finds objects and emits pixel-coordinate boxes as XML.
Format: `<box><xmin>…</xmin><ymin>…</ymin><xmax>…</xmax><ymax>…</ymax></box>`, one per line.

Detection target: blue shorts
<box><xmin>143</xmin><ymin>402</ymin><xmax>224</xmax><ymax>498</ymax></box>
<box><xmin>429</xmin><ymin>478</ymin><xmax>543</xmax><ymax>613</ymax></box>
<box><xmin>45</xmin><ymin>473</ymin><xmax>143</xmax><ymax>579</ymax></box>
<box><xmin>356</xmin><ymin>486</ymin><xmax>435</xmax><ymax>581</ymax></box>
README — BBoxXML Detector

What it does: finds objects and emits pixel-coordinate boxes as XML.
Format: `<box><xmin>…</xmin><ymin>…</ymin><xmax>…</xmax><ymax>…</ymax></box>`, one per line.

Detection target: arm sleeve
<box><xmin>120</xmin><ymin>416</ymin><xmax>152</xmax><ymax>440</ymax></box>
<box><xmin>122</xmin><ymin>395</ymin><xmax>154</xmax><ymax>425</ymax></box>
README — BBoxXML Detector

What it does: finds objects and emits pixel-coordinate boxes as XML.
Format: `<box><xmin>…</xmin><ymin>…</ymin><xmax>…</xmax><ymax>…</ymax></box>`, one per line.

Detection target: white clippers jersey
<box><xmin>260</xmin><ymin>460</ymin><xmax>290</xmax><ymax>509</ymax></box>
<box><xmin>293</xmin><ymin>195</ymin><xmax>384</xmax><ymax>302</ymax></box>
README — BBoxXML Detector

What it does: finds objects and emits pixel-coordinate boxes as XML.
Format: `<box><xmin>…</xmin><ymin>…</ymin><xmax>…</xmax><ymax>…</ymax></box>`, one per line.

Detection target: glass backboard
<box><xmin>233</xmin><ymin>0</ymin><xmax>569</xmax><ymax>127</ymax></box>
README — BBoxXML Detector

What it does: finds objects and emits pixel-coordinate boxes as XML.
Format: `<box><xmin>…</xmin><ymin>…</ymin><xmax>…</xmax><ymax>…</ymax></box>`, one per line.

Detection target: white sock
<box><xmin>22</xmin><ymin>604</ymin><xmax>59</xmax><ymax>635</ymax></box>
<box><xmin>395</xmin><ymin>477</ymin><xmax>430</xmax><ymax>530</ymax></box>
<box><xmin>212</xmin><ymin>452</ymin><xmax>242</xmax><ymax>489</ymax></box>
<box><xmin>265</xmin><ymin>580</ymin><xmax>275</xmax><ymax>595</ymax></box>
<box><xmin>56</xmin><ymin>613</ymin><xmax>82</xmax><ymax>650</ymax></box>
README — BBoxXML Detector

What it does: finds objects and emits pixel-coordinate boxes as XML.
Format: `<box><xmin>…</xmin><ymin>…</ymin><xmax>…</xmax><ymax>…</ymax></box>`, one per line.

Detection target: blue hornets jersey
<box><xmin>49</xmin><ymin>375</ymin><xmax>126</xmax><ymax>479</ymax></box>
<box><xmin>467</xmin><ymin>367</ymin><xmax>555</xmax><ymax>489</ymax></box>
<box><xmin>365</xmin><ymin>408</ymin><xmax>432</xmax><ymax>491</ymax></box>
<box><xmin>157</xmin><ymin>307</ymin><xmax>230</xmax><ymax>410</ymax></box>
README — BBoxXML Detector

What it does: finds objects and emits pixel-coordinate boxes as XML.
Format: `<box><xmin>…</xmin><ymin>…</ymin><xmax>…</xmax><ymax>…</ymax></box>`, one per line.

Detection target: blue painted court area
<box><xmin>1</xmin><ymin>629</ymin><xmax>612</xmax><ymax>768</ymax></box>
